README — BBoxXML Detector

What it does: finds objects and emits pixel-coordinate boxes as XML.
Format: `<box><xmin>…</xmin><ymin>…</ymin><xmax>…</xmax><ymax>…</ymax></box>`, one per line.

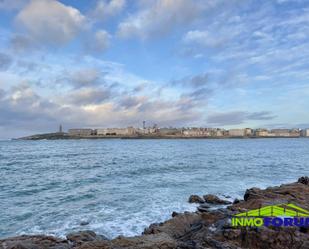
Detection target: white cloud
<box><xmin>93</xmin><ymin>30</ymin><xmax>111</xmax><ymax>51</ymax></box>
<box><xmin>15</xmin><ymin>0</ymin><xmax>86</xmax><ymax>44</ymax></box>
<box><xmin>117</xmin><ymin>0</ymin><xmax>206</xmax><ymax>39</ymax></box>
<box><xmin>183</xmin><ymin>30</ymin><xmax>227</xmax><ymax>48</ymax></box>
<box><xmin>92</xmin><ymin>0</ymin><xmax>126</xmax><ymax>20</ymax></box>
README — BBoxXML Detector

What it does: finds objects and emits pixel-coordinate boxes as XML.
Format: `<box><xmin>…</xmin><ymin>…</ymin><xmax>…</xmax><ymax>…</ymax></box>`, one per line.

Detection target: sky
<box><xmin>0</xmin><ymin>0</ymin><xmax>309</xmax><ymax>138</ymax></box>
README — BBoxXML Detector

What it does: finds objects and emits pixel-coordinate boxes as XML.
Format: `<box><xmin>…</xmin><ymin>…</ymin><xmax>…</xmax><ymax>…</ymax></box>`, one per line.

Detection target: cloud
<box><xmin>207</xmin><ymin>111</ymin><xmax>277</xmax><ymax>126</ymax></box>
<box><xmin>9</xmin><ymin>34</ymin><xmax>37</xmax><ymax>52</ymax></box>
<box><xmin>0</xmin><ymin>81</ymin><xmax>202</xmax><ymax>138</ymax></box>
<box><xmin>0</xmin><ymin>88</ymin><xmax>5</xmax><ymax>99</ymax></box>
<box><xmin>119</xmin><ymin>95</ymin><xmax>144</xmax><ymax>109</ymax></box>
<box><xmin>67</xmin><ymin>87</ymin><xmax>111</xmax><ymax>105</ymax></box>
<box><xmin>183</xmin><ymin>30</ymin><xmax>229</xmax><ymax>48</ymax></box>
<box><xmin>0</xmin><ymin>0</ymin><xmax>28</xmax><ymax>10</ymax></box>
<box><xmin>117</xmin><ymin>0</ymin><xmax>205</xmax><ymax>39</ymax></box>
<box><xmin>0</xmin><ymin>53</ymin><xmax>13</xmax><ymax>71</ymax></box>
<box><xmin>246</xmin><ymin>111</ymin><xmax>277</xmax><ymax>120</ymax></box>
<box><xmin>185</xmin><ymin>87</ymin><xmax>214</xmax><ymax>102</ymax></box>
<box><xmin>15</xmin><ymin>0</ymin><xmax>86</xmax><ymax>44</ymax></box>
<box><xmin>92</xmin><ymin>0</ymin><xmax>126</xmax><ymax>20</ymax></box>
<box><xmin>69</xmin><ymin>68</ymin><xmax>102</xmax><ymax>88</ymax></box>
<box><xmin>92</xmin><ymin>30</ymin><xmax>111</xmax><ymax>52</ymax></box>
<box><xmin>171</xmin><ymin>73</ymin><xmax>209</xmax><ymax>88</ymax></box>
<box><xmin>0</xmin><ymin>83</ymin><xmax>57</xmax><ymax>126</ymax></box>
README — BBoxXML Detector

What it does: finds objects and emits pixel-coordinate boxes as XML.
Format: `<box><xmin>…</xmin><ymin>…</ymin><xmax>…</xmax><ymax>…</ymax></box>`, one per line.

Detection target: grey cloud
<box><xmin>0</xmin><ymin>84</ymin><xmax>58</xmax><ymax>131</ymax></box>
<box><xmin>246</xmin><ymin>111</ymin><xmax>277</xmax><ymax>120</ymax></box>
<box><xmin>184</xmin><ymin>87</ymin><xmax>214</xmax><ymax>102</ymax></box>
<box><xmin>10</xmin><ymin>34</ymin><xmax>38</xmax><ymax>52</ymax></box>
<box><xmin>119</xmin><ymin>96</ymin><xmax>142</xmax><ymax>109</ymax></box>
<box><xmin>0</xmin><ymin>88</ymin><xmax>5</xmax><ymax>99</ymax></box>
<box><xmin>171</xmin><ymin>73</ymin><xmax>221</xmax><ymax>104</ymax></box>
<box><xmin>207</xmin><ymin>111</ymin><xmax>277</xmax><ymax>126</ymax></box>
<box><xmin>172</xmin><ymin>73</ymin><xmax>209</xmax><ymax>88</ymax></box>
<box><xmin>67</xmin><ymin>88</ymin><xmax>111</xmax><ymax>105</ymax></box>
<box><xmin>0</xmin><ymin>0</ymin><xmax>28</xmax><ymax>10</ymax></box>
<box><xmin>87</xmin><ymin>30</ymin><xmax>111</xmax><ymax>52</ymax></box>
<box><xmin>0</xmin><ymin>53</ymin><xmax>13</xmax><ymax>71</ymax></box>
<box><xmin>207</xmin><ymin>111</ymin><xmax>246</xmax><ymax>126</ymax></box>
<box><xmin>70</xmin><ymin>68</ymin><xmax>103</xmax><ymax>88</ymax></box>
<box><xmin>133</xmin><ymin>83</ymin><xmax>146</xmax><ymax>93</ymax></box>
<box><xmin>16</xmin><ymin>60</ymin><xmax>38</xmax><ymax>73</ymax></box>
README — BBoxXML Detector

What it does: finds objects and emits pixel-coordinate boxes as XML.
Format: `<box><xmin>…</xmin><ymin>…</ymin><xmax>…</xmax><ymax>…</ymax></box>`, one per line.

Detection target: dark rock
<box><xmin>203</xmin><ymin>194</ymin><xmax>232</xmax><ymax>204</ymax></box>
<box><xmin>298</xmin><ymin>176</ymin><xmax>309</xmax><ymax>185</ymax></box>
<box><xmin>243</xmin><ymin>187</ymin><xmax>261</xmax><ymax>201</ymax></box>
<box><xmin>233</xmin><ymin>198</ymin><xmax>240</xmax><ymax>204</ymax></box>
<box><xmin>0</xmin><ymin>235</ymin><xmax>69</xmax><ymax>249</ymax></box>
<box><xmin>171</xmin><ymin>211</ymin><xmax>179</xmax><ymax>217</ymax></box>
<box><xmin>197</xmin><ymin>203</ymin><xmax>211</xmax><ymax>212</ymax></box>
<box><xmin>197</xmin><ymin>206</ymin><xmax>209</xmax><ymax>212</ymax></box>
<box><xmin>66</xmin><ymin>230</ymin><xmax>108</xmax><ymax>245</ymax></box>
<box><xmin>199</xmin><ymin>203</ymin><xmax>211</xmax><ymax>208</ymax></box>
<box><xmin>188</xmin><ymin>195</ymin><xmax>205</xmax><ymax>204</ymax></box>
<box><xmin>80</xmin><ymin>221</ymin><xmax>90</xmax><ymax>226</ymax></box>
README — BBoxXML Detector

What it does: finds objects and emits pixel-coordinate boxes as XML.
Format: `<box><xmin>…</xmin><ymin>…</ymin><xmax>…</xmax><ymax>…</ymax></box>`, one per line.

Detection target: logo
<box><xmin>231</xmin><ymin>203</ymin><xmax>309</xmax><ymax>227</ymax></box>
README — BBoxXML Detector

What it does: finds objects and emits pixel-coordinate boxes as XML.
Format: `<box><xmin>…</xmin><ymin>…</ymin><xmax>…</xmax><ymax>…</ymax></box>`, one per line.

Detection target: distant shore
<box><xmin>15</xmin><ymin>132</ymin><xmax>307</xmax><ymax>140</ymax></box>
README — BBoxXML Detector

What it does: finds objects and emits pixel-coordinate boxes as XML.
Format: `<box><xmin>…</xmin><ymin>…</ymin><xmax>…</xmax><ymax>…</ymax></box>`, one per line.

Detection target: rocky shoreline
<box><xmin>1</xmin><ymin>177</ymin><xmax>309</xmax><ymax>249</ymax></box>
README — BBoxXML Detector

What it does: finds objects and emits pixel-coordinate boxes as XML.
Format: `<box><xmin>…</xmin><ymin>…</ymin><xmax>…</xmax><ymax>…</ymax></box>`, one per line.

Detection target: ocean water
<box><xmin>0</xmin><ymin>138</ymin><xmax>309</xmax><ymax>239</ymax></box>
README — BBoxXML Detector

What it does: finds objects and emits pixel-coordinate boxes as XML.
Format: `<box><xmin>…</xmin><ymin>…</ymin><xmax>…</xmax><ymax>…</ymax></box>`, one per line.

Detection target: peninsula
<box><xmin>17</xmin><ymin>125</ymin><xmax>309</xmax><ymax>140</ymax></box>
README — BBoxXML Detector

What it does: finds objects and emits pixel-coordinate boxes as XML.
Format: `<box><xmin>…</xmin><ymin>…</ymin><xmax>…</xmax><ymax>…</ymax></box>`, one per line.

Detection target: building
<box><xmin>301</xmin><ymin>129</ymin><xmax>309</xmax><ymax>137</ymax></box>
<box><xmin>228</xmin><ymin>129</ymin><xmax>245</xmax><ymax>137</ymax></box>
<box><xmin>96</xmin><ymin>127</ymin><xmax>135</xmax><ymax>136</ymax></box>
<box><xmin>68</xmin><ymin>129</ymin><xmax>94</xmax><ymax>136</ymax></box>
<box><xmin>182</xmin><ymin>128</ymin><xmax>210</xmax><ymax>137</ymax></box>
<box><xmin>290</xmin><ymin>128</ymin><xmax>301</xmax><ymax>137</ymax></box>
<box><xmin>244</xmin><ymin>128</ymin><xmax>253</xmax><ymax>136</ymax></box>
<box><xmin>270</xmin><ymin>129</ymin><xmax>291</xmax><ymax>137</ymax></box>
<box><xmin>136</xmin><ymin>126</ymin><xmax>157</xmax><ymax>135</ymax></box>
<box><xmin>255</xmin><ymin>129</ymin><xmax>269</xmax><ymax>137</ymax></box>
<box><xmin>214</xmin><ymin>129</ymin><xmax>225</xmax><ymax>137</ymax></box>
<box><xmin>158</xmin><ymin>128</ymin><xmax>181</xmax><ymax>135</ymax></box>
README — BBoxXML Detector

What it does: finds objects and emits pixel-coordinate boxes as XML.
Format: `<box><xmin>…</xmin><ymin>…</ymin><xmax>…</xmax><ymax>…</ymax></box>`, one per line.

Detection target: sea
<box><xmin>0</xmin><ymin>138</ymin><xmax>309</xmax><ymax>239</ymax></box>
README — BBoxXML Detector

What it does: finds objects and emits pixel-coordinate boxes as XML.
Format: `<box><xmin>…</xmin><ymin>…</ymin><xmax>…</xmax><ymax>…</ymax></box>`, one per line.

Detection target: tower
<box><xmin>59</xmin><ymin>124</ymin><xmax>63</xmax><ymax>133</ymax></box>
<box><xmin>143</xmin><ymin>121</ymin><xmax>146</xmax><ymax>129</ymax></box>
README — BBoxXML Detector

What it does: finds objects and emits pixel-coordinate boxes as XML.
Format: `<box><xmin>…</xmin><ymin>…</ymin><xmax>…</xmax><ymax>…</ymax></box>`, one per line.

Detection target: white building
<box><xmin>255</xmin><ymin>129</ymin><xmax>269</xmax><ymax>137</ymax></box>
<box><xmin>228</xmin><ymin>129</ymin><xmax>245</xmax><ymax>137</ymax></box>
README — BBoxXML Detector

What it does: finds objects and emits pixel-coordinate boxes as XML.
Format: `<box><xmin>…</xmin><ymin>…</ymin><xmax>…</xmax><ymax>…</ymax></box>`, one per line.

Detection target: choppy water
<box><xmin>0</xmin><ymin>138</ymin><xmax>309</xmax><ymax>239</ymax></box>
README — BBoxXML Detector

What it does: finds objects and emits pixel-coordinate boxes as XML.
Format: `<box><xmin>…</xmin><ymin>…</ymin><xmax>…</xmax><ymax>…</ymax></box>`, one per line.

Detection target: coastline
<box><xmin>1</xmin><ymin>176</ymin><xmax>309</xmax><ymax>249</ymax></box>
<box><xmin>15</xmin><ymin>132</ymin><xmax>307</xmax><ymax>140</ymax></box>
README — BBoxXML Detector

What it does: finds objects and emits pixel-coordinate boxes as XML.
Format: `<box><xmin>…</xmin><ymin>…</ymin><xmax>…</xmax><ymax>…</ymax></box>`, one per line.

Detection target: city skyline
<box><xmin>1</xmin><ymin>0</ymin><xmax>309</xmax><ymax>139</ymax></box>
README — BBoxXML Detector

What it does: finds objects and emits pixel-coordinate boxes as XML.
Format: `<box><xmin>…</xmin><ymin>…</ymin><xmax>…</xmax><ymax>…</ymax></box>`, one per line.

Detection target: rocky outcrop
<box><xmin>0</xmin><ymin>235</ymin><xmax>70</xmax><ymax>249</ymax></box>
<box><xmin>188</xmin><ymin>195</ymin><xmax>205</xmax><ymax>204</ymax></box>
<box><xmin>203</xmin><ymin>194</ymin><xmax>232</xmax><ymax>205</ymax></box>
<box><xmin>298</xmin><ymin>176</ymin><xmax>309</xmax><ymax>185</ymax></box>
<box><xmin>66</xmin><ymin>231</ymin><xmax>108</xmax><ymax>247</ymax></box>
<box><xmin>1</xmin><ymin>176</ymin><xmax>309</xmax><ymax>249</ymax></box>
